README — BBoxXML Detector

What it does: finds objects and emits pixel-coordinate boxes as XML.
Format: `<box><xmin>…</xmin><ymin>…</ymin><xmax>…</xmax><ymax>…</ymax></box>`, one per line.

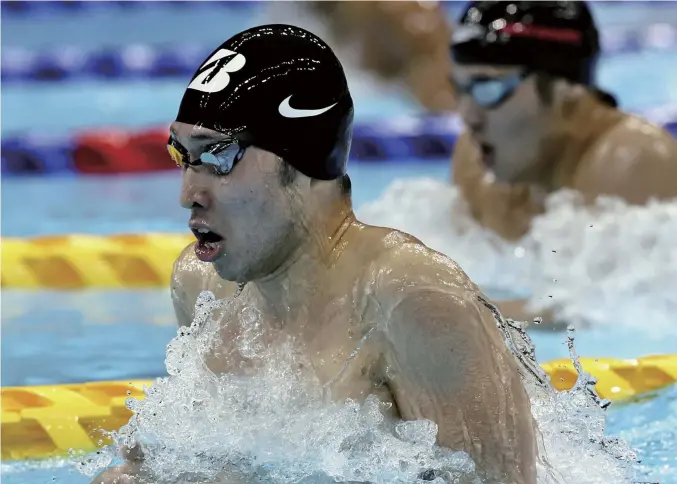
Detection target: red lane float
<box><xmin>72</xmin><ymin>129</ymin><xmax>174</xmax><ymax>174</ymax></box>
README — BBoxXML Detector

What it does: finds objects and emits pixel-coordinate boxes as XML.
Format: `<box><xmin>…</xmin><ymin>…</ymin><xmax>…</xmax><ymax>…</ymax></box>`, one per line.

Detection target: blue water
<box><xmin>3</xmin><ymin>2</ymin><xmax>677</xmax><ymax>135</ymax></box>
<box><xmin>2</xmin><ymin>2</ymin><xmax>677</xmax><ymax>483</ymax></box>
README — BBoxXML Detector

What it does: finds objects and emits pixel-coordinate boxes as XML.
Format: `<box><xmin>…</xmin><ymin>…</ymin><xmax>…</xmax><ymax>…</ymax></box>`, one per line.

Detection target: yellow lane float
<box><xmin>1</xmin><ymin>234</ymin><xmax>192</xmax><ymax>289</ymax></box>
<box><xmin>2</xmin><ymin>355</ymin><xmax>676</xmax><ymax>461</ymax></box>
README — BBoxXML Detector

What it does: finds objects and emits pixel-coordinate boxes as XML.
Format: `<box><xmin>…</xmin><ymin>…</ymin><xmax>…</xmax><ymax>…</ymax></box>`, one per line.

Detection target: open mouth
<box><xmin>479</xmin><ymin>142</ymin><xmax>495</xmax><ymax>169</ymax></box>
<box><xmin>191</xmin><ymin>227</ymin><xmax>225</xmax><ymax>263</ymax></box>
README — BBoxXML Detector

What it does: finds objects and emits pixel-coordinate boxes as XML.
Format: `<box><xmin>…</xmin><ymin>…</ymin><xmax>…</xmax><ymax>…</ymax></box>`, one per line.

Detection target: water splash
<box><xmin>69</xmin><ymin>177</ymin><xmax>675</xmax><ymax>482</ymax></box>
<box><xmin>358</xmin><ymin>178</ymin><xmax>677</xmax><ymax>336</ymax></box>
<box><xmin>77</xmin><ymin>291</ymin><xmax>478</xmax><ymax>483</ymax></box>
<box><xmin>607</xmin><ymin>383</ymin><xmax>677</xmax><ymax>483</ymax></box>
<box><xmin>73</xmin><ymin>284</ymin><xmax>645</xmax><ymax>484</ymax></box>
<box><xmin>487</xmin><ymin>305</ymin><xmax>639</xmax><ymax>483</ymax></box>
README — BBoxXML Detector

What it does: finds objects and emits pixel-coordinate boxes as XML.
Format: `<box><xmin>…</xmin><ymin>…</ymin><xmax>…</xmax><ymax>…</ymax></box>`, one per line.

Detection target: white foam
<box><xmin>77</xmin><ymin>292</ymin><xmax>638</xmax><ymax>484</ymax></box>
<box><xmin>74</xmin><ymin>176</ymin><xmax>677</xmax><ymax>483</ymax></box>
<box><xmin>358</xmin><ymin>178</ymin><xmax>677</xmax><ymax>337</ymax></box>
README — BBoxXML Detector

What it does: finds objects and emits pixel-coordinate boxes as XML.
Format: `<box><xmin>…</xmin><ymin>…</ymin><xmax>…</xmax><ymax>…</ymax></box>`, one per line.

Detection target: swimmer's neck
<box><xmin>523</xmin><ymin>89</ymin><xmax>620</xmax><ymax>192</ymax></box>
<box><xmin>251</xmin><ymin>201</ymin><xmax>356</xmax><ymax>324</ymax></box>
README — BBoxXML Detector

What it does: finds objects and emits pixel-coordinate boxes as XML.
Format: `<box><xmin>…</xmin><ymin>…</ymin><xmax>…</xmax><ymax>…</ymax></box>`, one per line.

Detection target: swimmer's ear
<box><xmin>551</xmin><ymin>79</ymin><xmax>587</xmax><ymax>116</ymax></box>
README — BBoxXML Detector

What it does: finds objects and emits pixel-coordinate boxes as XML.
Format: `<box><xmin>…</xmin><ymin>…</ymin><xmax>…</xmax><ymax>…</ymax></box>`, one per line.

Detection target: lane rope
<box><xmin>2</xmin><ymin>355</ymin><xmax>676</xmax><ymax>461</ymax></box>
<box><xmin>1</xmin><ymin>234</ymin><xmax>192</xmax><ymax>289</ymax></box>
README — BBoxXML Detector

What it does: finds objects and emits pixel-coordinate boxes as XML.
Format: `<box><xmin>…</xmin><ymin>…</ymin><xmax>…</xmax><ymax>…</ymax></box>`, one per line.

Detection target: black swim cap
<box><xmin>451</xmin><ymin>1</ymin><xmax>600</xmax><ymax>86</ymax></box>
<box><xmin>175</xmin><ymin>24</ymin><xmax>354</xmax><ymax>181</ymax></box>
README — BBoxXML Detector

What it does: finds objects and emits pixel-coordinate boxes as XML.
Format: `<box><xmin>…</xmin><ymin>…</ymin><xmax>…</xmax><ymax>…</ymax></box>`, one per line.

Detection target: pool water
<box><xmin>2</xmin><ymin>2</ymin><xmax>677</xmax><ymax>483</ymax></box>
<box><xmin>2</xmin><ymin>162</ymin><xmax>677</xmax><ymax>483</ymax></box>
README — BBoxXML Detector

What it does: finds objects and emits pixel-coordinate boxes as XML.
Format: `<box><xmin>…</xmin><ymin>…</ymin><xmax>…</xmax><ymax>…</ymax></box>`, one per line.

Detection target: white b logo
<box><xmin>187</xmin><ymin>49</ymin><xmax>246</xmax><ymax>94</ymax></box>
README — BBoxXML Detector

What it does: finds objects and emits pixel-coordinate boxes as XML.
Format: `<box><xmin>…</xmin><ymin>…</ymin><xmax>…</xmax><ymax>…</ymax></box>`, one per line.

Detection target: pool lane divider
<box><xmin>2</xmin><ymin>116</ymin><xmax>463</xmax><ymax>176</ymax></box>
<box><xmin>3</xmin><ymin>112</ymin><xmax>677</xmax><ymax>176</ymax></box>
<box><xmin>1</xmin><ymin>355</ymin><xmax>676</xmax><ymax>461</ymax></box>
<box><xmin>1</xmin><ymin>233</ymin><xmax>193</xmax><ymax>289</ymax></box>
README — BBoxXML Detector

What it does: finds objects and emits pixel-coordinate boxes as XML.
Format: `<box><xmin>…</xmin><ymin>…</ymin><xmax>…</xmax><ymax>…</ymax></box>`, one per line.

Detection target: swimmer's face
<box><xmin>172</xmin><ymin>122</ymin><xmax>299</xmax><ymax>283</ymax></box>
<box><xmin>452</xmin><ymin>64</ymin><xmax>546</xmax><ymax>183</ymax></box>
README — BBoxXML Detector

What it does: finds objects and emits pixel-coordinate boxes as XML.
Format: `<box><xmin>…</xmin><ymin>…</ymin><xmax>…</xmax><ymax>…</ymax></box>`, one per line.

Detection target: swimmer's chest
<box><xmin>299</xmin><ymin>290</ymin><xmax>391</xmax><ymax>405</ymax></box>
<box><xmin>207</xmin><ymin>283</ymin><xmax>395</xmax><ymax>408</ymax></box>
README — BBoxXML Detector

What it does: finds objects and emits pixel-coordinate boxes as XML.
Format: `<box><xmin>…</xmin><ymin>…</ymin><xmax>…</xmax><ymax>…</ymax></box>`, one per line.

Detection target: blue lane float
<box><xmin>1</xmin><ymin>44</ymin><xmax>212</xmax><ymax>83</ymax></box>
<box><xmin>0</xmin><ymin>1</ymin><xmax>259</xmax><ymax>16</ymax></box>
<box><xmin>3</xmin><ymin>25</ymin><xmax>676</xmax><ymax>84</ymax></box>
<box><xmin>0</xmin><ymin>117</ymin><xmax>463</xmax><ymax>177</ymax></box>
<box><xmin>1</xmin><ymin>135</ymin><xmax>77</xmax><ymax>176</ymax></box>
<box><xmin>2</xmin><ymin>114</ymin><xmax>676</xmax><ymax>177</ymax></box>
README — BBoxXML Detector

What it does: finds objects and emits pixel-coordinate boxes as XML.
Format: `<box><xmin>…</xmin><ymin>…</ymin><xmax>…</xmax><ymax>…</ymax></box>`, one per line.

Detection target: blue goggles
<box><xmin>453</xmin><ymin>71</ymin><xmax>529</xmax><ymax>109</ymax></box>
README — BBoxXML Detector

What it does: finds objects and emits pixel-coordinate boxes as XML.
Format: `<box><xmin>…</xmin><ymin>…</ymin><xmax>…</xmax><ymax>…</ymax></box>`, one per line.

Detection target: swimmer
<box><xmin>93</xmin><ymin>24</ymin><xmax>536</xmax><ymax>484</ymax></box>
<box><xmin>449</xmin><ymin>1</ymin><xmax>677</xmax><ymax>322</ymax></box>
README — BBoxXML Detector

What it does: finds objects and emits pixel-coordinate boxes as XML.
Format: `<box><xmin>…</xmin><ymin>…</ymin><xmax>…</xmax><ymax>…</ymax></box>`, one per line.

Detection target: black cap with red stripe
<box><xmin>451</xmin><ymin>1</ymin><xmax>600</xmax><ymax>86</ymax></box>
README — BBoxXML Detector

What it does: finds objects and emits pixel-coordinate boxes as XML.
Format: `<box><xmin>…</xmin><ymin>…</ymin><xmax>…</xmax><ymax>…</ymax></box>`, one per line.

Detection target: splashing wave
<box><xmin>76</xmin><ymin>289</ymin><xmax>639</xmax><ymax>483</ymax></box>
<box><xmin>358</xmin><ymin>178</ymin><xmax>677</xmax><ymax>336</ymax></box>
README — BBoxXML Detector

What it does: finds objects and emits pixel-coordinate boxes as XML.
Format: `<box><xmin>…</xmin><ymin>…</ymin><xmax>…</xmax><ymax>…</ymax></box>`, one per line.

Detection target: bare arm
<box><xmin>306</xmin><ymin>1</ymin><xmax>456</xmax><ymax>112</ymax></box>
<box><xmin>384</xmin><ymin>289</ymin><xmax>537</xmax><ymax>483</ymax></box>
<box><xmin>451</xmin><ymin>132</ymin><xmax>542</xmax><ymax>241</ymax></box>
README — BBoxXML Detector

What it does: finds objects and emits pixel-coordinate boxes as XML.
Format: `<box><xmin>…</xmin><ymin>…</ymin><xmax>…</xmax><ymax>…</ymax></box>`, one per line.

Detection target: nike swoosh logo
<box><xmin>278</xmin><ymin>95</ymin><xmax>338</xmax><ymax>118</ymax></box>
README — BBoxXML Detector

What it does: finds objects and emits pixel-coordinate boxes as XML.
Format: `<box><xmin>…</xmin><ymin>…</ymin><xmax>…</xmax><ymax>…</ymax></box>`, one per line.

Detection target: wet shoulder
<box><xmin>574</xmin><ymin>112</ymin><xmax>677</xmax><ymax>204</ymax></box>
<box><xmin>171</xmin><ymin>243</ymin><xmax>239</xmax><ymax>325</ymax></box>
<box><xmin>172</xmin><ymin>242</ymin><xmax>219</xmax><ymax>290</ymax></box>
<box><xmin>451</xmin><ymin>131</ymin><xmax>484</xmax><ymax>186</ymax></box>
<box><xmin>354</xmin><ymin>225</ymin><xmax>481</xmax><ymax>302</ymax></box>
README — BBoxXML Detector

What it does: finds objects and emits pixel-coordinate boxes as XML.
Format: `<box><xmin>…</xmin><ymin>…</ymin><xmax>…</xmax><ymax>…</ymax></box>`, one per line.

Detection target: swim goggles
<box><xmin>167</xmin><ymin>136</ymin><xmax>249</xmax><ymax>176</ymax></box>
<box><xmin>453</xmin><ymin>71</ymin><xmax>529</xmax><ymax>109</ymax></box>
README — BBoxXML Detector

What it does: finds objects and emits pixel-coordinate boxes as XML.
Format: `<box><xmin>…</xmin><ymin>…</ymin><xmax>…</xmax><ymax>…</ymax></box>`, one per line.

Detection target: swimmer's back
<box><xmin>573</xmin><ymin>112</ymin><xmax>677</xmax><ymax>204</ymax></box>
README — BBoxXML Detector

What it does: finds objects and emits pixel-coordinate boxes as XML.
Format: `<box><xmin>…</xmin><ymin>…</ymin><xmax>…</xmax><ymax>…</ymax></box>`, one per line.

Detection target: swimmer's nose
<box><xmin>180</xmin><ymin>169</ymin><xmax>212</xmax><ymax>210</ymax></box>
<box><xmin>458</xmin><ymin>95</ymin><xmax>484</xmax><ymax>133</ymax></box>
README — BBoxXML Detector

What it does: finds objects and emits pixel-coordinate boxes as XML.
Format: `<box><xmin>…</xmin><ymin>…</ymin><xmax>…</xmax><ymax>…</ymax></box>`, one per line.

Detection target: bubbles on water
<box><xmin>72</xmin><ymin>284</ymin><xmax>654</xmax><ymax>484</ymax></box>
<box><xmin>83</xmin><ymin>291</ymin><xmax>478</xmax><ymax>484</ymax></box>
<box><xmin>358</xmin><ymin>178</ymin><xmax>677</xmax><ymax>336</ymax></box>
<box><xmin>476</xmin><ymin>299</ymin><xmax>639</xmax><ymax>483</ymax></box>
